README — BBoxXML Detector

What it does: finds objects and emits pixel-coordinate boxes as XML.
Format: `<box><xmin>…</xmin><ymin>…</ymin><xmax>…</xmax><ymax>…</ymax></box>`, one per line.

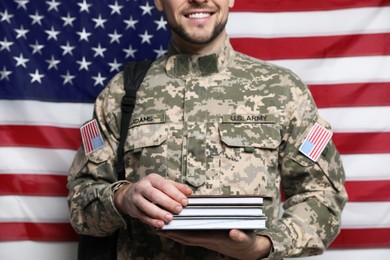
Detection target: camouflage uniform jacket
<box><xmin>68</xmin><ymin>38</ymin><xmax>347</xmax><ymax>259</ymax></box>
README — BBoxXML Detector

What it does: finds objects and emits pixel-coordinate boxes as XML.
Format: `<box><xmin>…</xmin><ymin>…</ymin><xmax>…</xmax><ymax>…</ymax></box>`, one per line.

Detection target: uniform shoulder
<box><xmin>232</xmin><ymin>51</ymin><xmax>306</xmax><ymax>88</ymax></box>
<box><xmin>104</xmin><ymin>60</ymin><xmax>161</xmax><ymax>95</ymax></box>
<box><xmin>99</xmin><ymin>70</ymin><xmax>125</xmax><ymax>95</ymax></box>
<box><xmin>233</xmin><ymin>51</ymin><xmax>295</xmax><ymax>76</ymax></box>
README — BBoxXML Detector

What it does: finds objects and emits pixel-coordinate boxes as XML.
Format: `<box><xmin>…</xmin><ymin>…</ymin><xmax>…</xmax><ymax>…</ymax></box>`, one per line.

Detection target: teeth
<box><xmin>188</xmin><ymin>13</ymin><xmax>210</xmax><ymax>19</ymax></box>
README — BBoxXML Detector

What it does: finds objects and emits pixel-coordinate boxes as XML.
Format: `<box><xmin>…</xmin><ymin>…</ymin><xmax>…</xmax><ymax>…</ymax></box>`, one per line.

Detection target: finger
<box><xmin>146</xmin><ymin>174</ymin><xmax>191</xmax><ymax>209</ymax></box>
<box><xmin>172</xmin><ymin>181</ymin><xmax>193</xmax><ymax>197</ymax></box>
<box><xmin>149</xmin><ymin>174</ymin><xmax>191</xmax><ymax>200</ymax></box>
<box><xmin>229</xmin><ymin>229</ymin><xmax>250</xmax><ymax>243</ymax></box>
<box><xmin>131</xmin><ymin>175</ymin><xmax>181</xmax><ymax>213</ymax></box>
<box><xmin>133</xmin><ymin>207</ymin><xmax>166</xmax><ymax>229</ymax></box>
<box><xmin>142</xmin><ymin>186</ymin><xmax>184</xmax><ymax>214</ymax></box>
<box><xmin>132</xmin><ymin>194</ymin><xmax>174</xmax><ymax>224</ymax></box>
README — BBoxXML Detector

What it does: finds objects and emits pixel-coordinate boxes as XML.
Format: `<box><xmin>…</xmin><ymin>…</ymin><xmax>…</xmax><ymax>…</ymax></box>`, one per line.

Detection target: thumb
<box><xmin>229</xmin><ymin>229</ymin><xmax>247</xmax><ymax>242</ymax></box>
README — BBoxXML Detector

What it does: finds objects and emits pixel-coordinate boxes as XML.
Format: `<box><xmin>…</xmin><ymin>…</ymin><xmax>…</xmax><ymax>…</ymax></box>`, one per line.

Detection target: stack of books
<box><xmin>161</xmin><ymin>195</ymin><xmax>266</xmax><ymax>230</ymax></box>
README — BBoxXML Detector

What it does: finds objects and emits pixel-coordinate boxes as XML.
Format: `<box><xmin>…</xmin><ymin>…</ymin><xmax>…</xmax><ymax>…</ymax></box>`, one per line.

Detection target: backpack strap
<box><xmin>116</xmin><ymin>60</ymin><xmax>152</xmax><ymax>180</ymax></box>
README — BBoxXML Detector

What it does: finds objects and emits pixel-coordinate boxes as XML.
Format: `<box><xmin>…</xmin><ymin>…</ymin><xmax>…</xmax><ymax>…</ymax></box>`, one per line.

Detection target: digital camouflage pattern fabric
<box><xmin>67</xmin><ymin>38</ymin><xmax>347</xmax><ymax>259</ymax></box>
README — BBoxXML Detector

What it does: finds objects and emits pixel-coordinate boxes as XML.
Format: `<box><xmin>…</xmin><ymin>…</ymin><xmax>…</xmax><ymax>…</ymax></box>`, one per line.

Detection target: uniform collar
<box><xmin>165</xmin><ymin>37</ymin><xmax>234</xmax><ymax>78</ymax></box>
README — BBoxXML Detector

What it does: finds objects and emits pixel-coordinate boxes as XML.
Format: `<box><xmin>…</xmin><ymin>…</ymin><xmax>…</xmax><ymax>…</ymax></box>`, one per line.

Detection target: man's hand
<box><xmin>157</xmin><ymin>229</ymin><xmax>271</xmax><ymax>259</ymax></box>
<box><xmin>114</xmin><ymin>173</ymin><xmax>193</xmax><ymax>228</ymax></box>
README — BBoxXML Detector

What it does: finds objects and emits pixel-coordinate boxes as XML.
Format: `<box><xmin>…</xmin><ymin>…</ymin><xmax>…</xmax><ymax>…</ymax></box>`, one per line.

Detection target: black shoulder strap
<box><xmin>116</xmin><ymin>60</ymin><xmax>152</xmax><ymax>180</ymax></box>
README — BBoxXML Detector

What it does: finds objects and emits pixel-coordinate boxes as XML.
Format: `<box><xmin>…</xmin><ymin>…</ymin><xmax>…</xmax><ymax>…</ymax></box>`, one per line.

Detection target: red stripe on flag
<box><xmin>310</xmin><ymin>82</ymin><xmax>390</xmax><ymax>108</ymax></box>
<box><xmin>2</xmin><ymin>127</ymin><xmax>390</xmax><ymax>155</ymax></box>
<box><xmin>230</xmin><ymin>33</ymin><xmax>390</xmax><ymax>60</ymax></box>
<box><xmin>232</xmin><ymin>0</ymin><xmax>390</xmax><ymax>12</ymax></box>
<box><xmin>0</xmin><ymin>223</ymin><xmax>78</xmax><ymax>242</ymax></box>
<box><xmin>346</xmin><ymin>180</ymin><xmax>390</xmax><ymax>202</ymax></box>
<box><xmin>2</xmin><ymin>175</ymin><xmax>389</xmax><ymax>202</ymax></box>
<box><xmin>330</xmin><ymin>228</ymin><xmax>390</xmax><ymax>248</ymax></box>
<box><xmin>2</xmin><ymin>173</ymin><xmax>389</xmax><ymax>202</ymax></box>
<box><xmin>0</xmin><ymin>125</ymin><xmax>81</xmax><ymax>150</ymax></box>
<box><xmin>333</xmin><ymin>132</ymin><xmax>390</xmax><ymax>154</ymax></box>
<box><xmin>2</xmin><ymin>223</ymin><xmax>389</xmax><ymax>248</ymax></box>
<box><xmin>301</xmin><ymin>123</ymin><xmax>332</xmax><ymax>161</ymax></box>
<box><xmin>80</xmin><ymin>122</ymin><xmax>93</xmax><ymax>154</ymax></box>
<box><xmin>0</xmin><ymin>174</ymin><xmax>68</xmax><ymax>196</ymax></box>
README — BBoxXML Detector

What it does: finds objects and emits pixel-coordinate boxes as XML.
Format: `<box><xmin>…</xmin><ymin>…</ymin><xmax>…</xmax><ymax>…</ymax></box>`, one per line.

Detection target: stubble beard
<box><xmin>169</xmin><ymin>18</ymin><xmax>228</xmax><ymax>45</ymax></box>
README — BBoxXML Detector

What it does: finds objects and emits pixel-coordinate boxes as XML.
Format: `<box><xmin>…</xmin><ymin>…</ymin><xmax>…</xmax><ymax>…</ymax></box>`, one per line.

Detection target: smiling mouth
<box><xmin>186</xmin><ymin>12</ymin><xmax>212</xmax><ymax>19</ymax></box>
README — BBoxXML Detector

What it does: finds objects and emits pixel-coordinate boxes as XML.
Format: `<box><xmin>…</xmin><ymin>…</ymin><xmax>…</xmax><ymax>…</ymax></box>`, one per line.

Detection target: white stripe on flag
<box><xmin>0</xmin><ymin>100</ymin><xmax>93</xmax><ymax>127</ymax></box>
<box><xmin>2</xmin><ymin>101</ymin><xmax>390</xmax><ymax>133</ymax></box>
<box><xmin>342</xmin><ymin>154</ymin><xmax>390</xmax><ymax>181</ymax></box>
<box><xmin>227</xmin><ymin>7</ymin><xmax>390</xmax><ymax>38</ymax></box>
<box><xmin>341</xmin><ymin>202</ymin><xmax>390</xmax><ymax>229</ymax></box>
<box><xmin>319</xmin><ymin>107</ymin><xmax>390</xmax><ymax>133</ymax></box>
<box><xmin>1</xmin><ymin>149</ymin><xmax>389</xmax><ymax>182</ymax></box>
<box><xmin>3</xmin><ymin>242</ymin><xmax>388</xmax><ymax>260</ymax></box>
<box><xmin>0</xmin><ymin>196</ymin><xmax>70</xmax><ymax>223</ymax></box>
<box><xmin>0</xmin><ymin>148</ymin><xmax>75</xmax><ymax>175</ymax></box>
<box><xmin>272</xmin><ymin>56</ymin><xmax>390</xmax><ymax>84</ymax></box>
<box><xmin>0</xmin><ymin>241</ymin><xmax>78</xmax><ymax>260</ymax></box>
<box><xmin>2</xmin><ymin>196</ymin><xmax>389</xmax><ymax>229</ymax></box>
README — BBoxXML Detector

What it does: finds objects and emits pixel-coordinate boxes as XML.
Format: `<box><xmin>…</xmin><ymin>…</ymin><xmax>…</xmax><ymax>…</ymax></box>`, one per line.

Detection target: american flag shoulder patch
<box><xmin>299</xmin><ymin>123</ymin><xmax>333</xmax><ymax>162</ymax></box>
<box><xmin>80</xmin><ymin>119</ymin><xmax>104</xmax><ymax>155</ymax></box>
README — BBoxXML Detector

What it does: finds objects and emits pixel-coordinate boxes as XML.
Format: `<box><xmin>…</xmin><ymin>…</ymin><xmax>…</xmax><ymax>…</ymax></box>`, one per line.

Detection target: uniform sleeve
<box><xmin>259</xmin><ymin>75</ymin><xmax>348</xmax><ymax>259</ymax></box>
<box><xmin>67</xmin><ymin>72</ymin><xmax>128</xmax><ymax>236</ymax></box>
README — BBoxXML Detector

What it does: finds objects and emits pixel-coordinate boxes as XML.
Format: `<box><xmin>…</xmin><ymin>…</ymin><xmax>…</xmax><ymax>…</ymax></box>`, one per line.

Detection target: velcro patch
<box><xmin>80</xmin><ymin>119</ymin><xmax>104</xmax><ymax>155</ymax></box>
<box><xmin>299</xmin><ymin>123</ymin><xmax>332</xmax><ymax>162</ymax></box>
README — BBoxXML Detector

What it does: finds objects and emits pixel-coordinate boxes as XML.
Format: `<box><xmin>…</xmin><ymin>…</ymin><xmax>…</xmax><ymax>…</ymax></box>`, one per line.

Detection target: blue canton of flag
<box><xmin>0</xmin><ymin>0</ymin><xmax>171</xmax><ymax>103</ymax></box>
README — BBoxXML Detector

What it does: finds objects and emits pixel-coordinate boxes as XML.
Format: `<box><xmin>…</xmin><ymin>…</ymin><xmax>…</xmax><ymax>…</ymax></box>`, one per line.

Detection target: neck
<box><xmin>172</xmin><ymin>31</ymin><xmax>227</xmax><ymax>55</ymax></box>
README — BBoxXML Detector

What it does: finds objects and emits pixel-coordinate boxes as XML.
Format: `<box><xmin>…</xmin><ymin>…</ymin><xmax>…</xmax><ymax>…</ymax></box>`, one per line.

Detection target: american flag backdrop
<box><xmin>0</xmin><ymin>0</ymin><xmax>389</xmax><ymax>259</ymax></box>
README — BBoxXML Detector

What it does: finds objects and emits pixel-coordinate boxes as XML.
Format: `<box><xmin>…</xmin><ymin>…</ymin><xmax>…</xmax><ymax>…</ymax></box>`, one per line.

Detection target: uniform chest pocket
<box><xmin>219</xmin><ymin>123</ymin><xmax>281</xmax><ymax>150</ymax></box>
<box><xmin>124</xmin><ymin>120</ymin><xmax>168</xmax><ymax>179</ymax></box>
<box><xmin>126</xmin><ymin>123</ymin><xmax>168</xmax><ymax>150</ymax></box>
<box><xmin>126</xmin><ymin>113</ymin><xmax>167</xmax><ymax>150</ymax></box>
<box><xmin>218</xmin><ymin>123</ymin><xmax>282</xmax><ymax>195</ymax></box>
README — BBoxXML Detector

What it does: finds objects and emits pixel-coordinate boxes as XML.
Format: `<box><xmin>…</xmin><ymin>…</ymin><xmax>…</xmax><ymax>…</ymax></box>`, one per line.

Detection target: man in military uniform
<box><xmin>67</xmin><ymin>0</ymin><xmax>347</xmax><ymax>259</ymax></box>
